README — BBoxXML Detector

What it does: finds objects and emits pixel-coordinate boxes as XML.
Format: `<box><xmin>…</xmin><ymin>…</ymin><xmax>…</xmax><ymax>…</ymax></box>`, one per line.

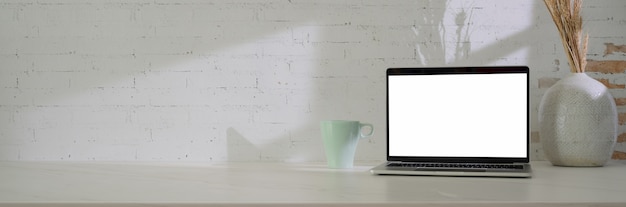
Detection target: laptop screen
<box><xmin>387</xmin><ymin>67</ymin><xmax>529</xmax><ymax>162</ymax></box>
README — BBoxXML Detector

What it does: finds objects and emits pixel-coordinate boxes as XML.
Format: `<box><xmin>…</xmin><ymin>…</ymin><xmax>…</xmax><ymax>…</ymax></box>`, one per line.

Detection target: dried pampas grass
<box><xmin>544</xmin><ymin>0</ymin><xmax>588</xmax><ymax>73</ymax></box>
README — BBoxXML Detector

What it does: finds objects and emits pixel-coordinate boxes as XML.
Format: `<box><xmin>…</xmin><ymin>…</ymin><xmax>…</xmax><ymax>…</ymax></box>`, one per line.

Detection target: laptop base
<box><xmin>370</xmin><ymin>162</ymin><xmax>532</xmax><ymax>178</ymax></box>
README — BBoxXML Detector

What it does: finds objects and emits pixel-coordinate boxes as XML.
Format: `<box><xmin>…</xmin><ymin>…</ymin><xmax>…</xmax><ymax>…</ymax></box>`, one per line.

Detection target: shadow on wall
<box><xmin>1</xmin><ymin>0</ymin><xmax>549</xmax><ymax>162</ymax></box>
<box><xmin>0</xmin><ymin>1</ymin><xmax>393</xmax><ymax>161</ymax></box>
<box><xmin>0</xmin><ymin>1</ymin><xmax>320</xmax><ymax>160</ymax></box>
<box><xmin>414</xmin><ymin>0</ymin><xmax>542</xmax><ymax>67</ymax></box>
<box><xmin>413</xmin><ymin>0</ymin><xmax>473</xmax><ymax>65</ymax></box>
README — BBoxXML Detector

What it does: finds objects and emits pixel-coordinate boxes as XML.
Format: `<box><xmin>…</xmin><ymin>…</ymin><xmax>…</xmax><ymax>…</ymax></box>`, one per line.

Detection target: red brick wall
<box><xmin>588</xmin><ymin>44</ymin><xmax>626</xmax><ymax>160</ymax></box>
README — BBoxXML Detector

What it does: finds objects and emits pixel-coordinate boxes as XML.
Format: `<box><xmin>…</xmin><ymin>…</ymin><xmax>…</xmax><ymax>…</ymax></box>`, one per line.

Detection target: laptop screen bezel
<box><xmin>386</xmin><ymin>66</ymin><xmax>530</xmax><ymax>163</ymax></box>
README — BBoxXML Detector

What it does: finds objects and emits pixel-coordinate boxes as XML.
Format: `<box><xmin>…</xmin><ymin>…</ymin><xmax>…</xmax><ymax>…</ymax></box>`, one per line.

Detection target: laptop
<box><xmin>370</xmin><ymin>66</ymin><xmax>532</xmax><ymax>178</ymax></box>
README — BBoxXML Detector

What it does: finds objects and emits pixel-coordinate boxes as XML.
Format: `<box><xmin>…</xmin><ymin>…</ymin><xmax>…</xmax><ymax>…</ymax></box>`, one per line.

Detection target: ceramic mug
<box><xmin>321</xmin><ymin>120</ymin><xmax>374</xmax><ymax>168</ymax></box>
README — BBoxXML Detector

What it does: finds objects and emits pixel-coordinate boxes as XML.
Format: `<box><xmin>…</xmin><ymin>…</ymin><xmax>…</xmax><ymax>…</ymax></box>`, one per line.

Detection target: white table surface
<box><xmin>1</xmin><ymin>161</ymin><xmax>625</xmax><ymax>207</ymax></box>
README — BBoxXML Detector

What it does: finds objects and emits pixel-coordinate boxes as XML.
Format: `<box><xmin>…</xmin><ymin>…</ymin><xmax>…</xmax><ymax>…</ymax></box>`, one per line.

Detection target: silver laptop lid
<box><xmin>386</xmin><ymin>66</ymin><xmax>530</xmax><ymax>163</ymax></box>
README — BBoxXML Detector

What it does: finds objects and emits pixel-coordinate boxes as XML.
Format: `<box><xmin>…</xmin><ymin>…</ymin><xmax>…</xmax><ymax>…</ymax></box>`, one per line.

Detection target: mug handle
<box><xmin>359</xmin><ymin>123</ymin><xmax>374</xmax><ymax>138</ymax></box>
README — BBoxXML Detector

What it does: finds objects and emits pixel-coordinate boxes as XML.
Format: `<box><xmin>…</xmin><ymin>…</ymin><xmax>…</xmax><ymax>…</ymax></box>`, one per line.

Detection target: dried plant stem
<box><xmin>544</xmin><ymin>0</ymin><xmax>588</xmax><ymax>73</ymax></box>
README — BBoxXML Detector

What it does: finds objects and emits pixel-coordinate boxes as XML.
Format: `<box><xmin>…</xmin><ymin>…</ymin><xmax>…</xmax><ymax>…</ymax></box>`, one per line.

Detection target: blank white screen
<box><xmin>388</xmin><ymin>73</ymin><xmax>527</xmax><ymax>158</ymax></box>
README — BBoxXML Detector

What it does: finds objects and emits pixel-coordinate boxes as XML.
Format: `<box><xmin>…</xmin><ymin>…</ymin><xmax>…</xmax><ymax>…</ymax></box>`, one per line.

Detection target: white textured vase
<box><xmin>538</xmin><ymin>73</ymin><xmax>618</xmax><ymax>167</ymax></box>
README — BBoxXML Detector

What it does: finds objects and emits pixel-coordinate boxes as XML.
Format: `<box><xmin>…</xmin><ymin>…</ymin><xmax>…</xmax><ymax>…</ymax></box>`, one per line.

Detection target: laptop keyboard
<box><xmin>387</xmin><ymin>162</ymin><xmax>524</xmax><ymax>170</ymax></box>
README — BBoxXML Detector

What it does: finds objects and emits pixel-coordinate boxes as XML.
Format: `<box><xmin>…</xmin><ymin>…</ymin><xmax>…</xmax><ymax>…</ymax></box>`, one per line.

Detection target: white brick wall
<box><xmin>1</xmin><ymin>0</ymin><xmax>625</xmax><ymax>161</ymax></box>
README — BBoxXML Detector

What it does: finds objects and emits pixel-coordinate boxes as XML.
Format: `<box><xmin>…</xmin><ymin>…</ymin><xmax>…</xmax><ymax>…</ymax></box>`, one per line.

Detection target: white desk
<box><xmin>1</xmin><ymin>161</ymin><xmax>625</xmax><ymax>206</ymax></box>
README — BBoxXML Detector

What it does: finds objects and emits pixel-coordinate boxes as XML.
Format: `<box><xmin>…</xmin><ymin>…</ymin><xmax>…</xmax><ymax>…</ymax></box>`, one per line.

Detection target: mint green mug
<box><xmin>321</xmin><ymin>120</ymin><xmax>374</xmax><ymax>168</ymax></box>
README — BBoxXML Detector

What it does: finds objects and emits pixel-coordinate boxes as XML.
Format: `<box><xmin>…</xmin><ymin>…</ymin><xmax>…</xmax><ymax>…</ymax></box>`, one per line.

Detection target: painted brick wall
<box><xmin>0</xmin><ymin>0</ymin><xmax>625</xmax><ymax>162</ymax></box>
